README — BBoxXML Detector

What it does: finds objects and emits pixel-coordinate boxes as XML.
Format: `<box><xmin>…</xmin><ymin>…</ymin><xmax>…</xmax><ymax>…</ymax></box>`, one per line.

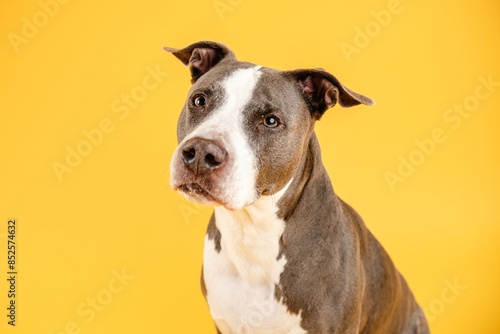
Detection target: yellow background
<box><xmin>1</xmin><ymin>0</ymin><xmax>499</xmax><ymax>333</ymax></box>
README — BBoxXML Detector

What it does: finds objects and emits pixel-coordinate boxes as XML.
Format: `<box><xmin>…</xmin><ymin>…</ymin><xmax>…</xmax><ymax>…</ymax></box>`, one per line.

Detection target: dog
<box><xmin>165</xmin><ymin>41</ymin><xmax>429</xmax><ymax>334</ymax></box>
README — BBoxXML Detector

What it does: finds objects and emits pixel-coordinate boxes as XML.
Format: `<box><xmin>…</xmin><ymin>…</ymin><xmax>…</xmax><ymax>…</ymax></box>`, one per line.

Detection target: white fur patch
<box><xmin>172</xmin><ymin>66</ymin><xmax>263</xmax><ymax>210</ymax></box>
<box><xmin>203</xmin><ymin>180</ymin><xmax>306</xmax><ymax>334</ymax></box>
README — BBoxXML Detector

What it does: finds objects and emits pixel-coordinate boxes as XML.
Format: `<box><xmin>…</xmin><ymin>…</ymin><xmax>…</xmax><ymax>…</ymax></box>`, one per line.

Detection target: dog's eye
<box><xmin>193</xmin><ymin>95</ymin><xmax>206</xmax><ymax>107</ymax></box>
<box><xmin>264</xmin><ymin>115</ymin><xmax>280</xmax><ymax>128</ymax></box>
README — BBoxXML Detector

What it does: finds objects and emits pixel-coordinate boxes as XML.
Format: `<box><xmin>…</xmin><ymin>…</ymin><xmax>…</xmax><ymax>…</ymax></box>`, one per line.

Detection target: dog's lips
<box><xmin>179</xmin><ymin>183</ymin><xmax>210</xmax><ymax>197</ymax></box>
<box><xmin>175</xmin><ymin>182</ymin><xmax>251</xmax><ymax>211</ymax></box>
<box><xmin>177</xmin><ymin>182</ymin><xmax>220</xmax><ymax>203</ymax></box>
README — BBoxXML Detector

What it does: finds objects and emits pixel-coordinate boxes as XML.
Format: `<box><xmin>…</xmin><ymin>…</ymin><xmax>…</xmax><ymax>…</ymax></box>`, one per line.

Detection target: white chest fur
<box><xmin>203</xmin><ymin>185</ymin><xmax>306</xmax><ymax>334</ymax></box>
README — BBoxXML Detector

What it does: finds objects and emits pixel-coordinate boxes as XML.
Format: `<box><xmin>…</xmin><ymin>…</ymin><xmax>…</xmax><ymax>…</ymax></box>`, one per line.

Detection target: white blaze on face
<box><xmin>172</xmin><ymin>66</ymin><xmax>263</xmax><ymax>210</ymax></box>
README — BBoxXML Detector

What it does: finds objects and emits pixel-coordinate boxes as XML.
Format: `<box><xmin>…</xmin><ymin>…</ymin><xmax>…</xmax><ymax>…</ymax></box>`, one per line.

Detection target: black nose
<box><xmin>180</xmin><ymin>138</ymin><xmax>228</xmax><ymax>175</ymax></box>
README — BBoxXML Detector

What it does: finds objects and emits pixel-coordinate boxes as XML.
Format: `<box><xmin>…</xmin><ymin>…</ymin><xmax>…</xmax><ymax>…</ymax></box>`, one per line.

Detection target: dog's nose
<box><xmin>180</xmin><ymin>138</ymin><xmax>228</xmax><ymax>175</ymax></box>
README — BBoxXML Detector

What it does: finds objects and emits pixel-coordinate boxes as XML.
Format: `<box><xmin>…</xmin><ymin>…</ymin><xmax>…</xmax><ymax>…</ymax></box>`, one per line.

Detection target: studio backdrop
<box><xmin>1</xmin><ymin>0</ymin><xmax>499</xmax><ymax>333</ymax></box>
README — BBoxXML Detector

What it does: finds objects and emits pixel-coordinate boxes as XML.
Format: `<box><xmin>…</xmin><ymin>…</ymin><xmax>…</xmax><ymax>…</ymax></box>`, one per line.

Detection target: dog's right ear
<box><xmin>285</xmin><ymin>68</ymin><xmax>375</xmax><ymax>120</ymax></box>
<box><xmin>163</xmin><ymin>41</ymin><xmax>235</xmax><ymax>84</ymax></box>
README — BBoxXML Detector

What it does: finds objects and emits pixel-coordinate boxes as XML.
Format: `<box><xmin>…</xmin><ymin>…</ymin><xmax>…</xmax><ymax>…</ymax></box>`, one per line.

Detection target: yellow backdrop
<box><xmin>1</xmin><ymin>0</ymin><xmax>499</xmax><ymax>333</ymax></box>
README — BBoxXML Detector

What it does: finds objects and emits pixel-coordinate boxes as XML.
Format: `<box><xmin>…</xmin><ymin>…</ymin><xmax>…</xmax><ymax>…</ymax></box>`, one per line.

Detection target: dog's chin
<box><xmin>175</xmin><ymin>183</ymin><xmax>254</xmax><ymax>211</ymax></box>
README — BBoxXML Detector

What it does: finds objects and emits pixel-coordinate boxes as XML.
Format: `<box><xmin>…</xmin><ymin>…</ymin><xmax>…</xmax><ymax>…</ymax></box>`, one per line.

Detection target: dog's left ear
<box><xmin>285</xmin><ymin>68</ymin><xmax>375</xmax><ymax>119</ymax></box>
<box><xmin>163</xmin><ymin>41</ymin><xmax>236</xmax><ymax>84</ymax></box>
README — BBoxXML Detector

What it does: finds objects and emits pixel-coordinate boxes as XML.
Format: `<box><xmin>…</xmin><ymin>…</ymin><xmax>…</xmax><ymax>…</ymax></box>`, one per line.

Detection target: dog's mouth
<box><xmin>176</xmin><ymin>182</ymin><xmax>251</xmax><ymax>211</ymax></box>
<box><xmin>178</xmin><ymin>183</ymin><xmax>221</xmax><ymax>204</ymax></box>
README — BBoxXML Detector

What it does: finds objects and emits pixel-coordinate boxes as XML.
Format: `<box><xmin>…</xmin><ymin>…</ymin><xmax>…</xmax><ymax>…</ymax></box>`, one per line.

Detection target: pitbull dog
<box><xmin>165</xmin><ymin>41</ymin><xmax>429</xmax><ymax>334</ymax></box>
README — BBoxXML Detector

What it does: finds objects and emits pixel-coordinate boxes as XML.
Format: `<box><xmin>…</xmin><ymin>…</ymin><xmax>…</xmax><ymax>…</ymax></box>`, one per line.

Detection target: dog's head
<box><xmin>166</xmin><ymin>41</ymin><xmax>374</xmax><ymax>211</ymax></box>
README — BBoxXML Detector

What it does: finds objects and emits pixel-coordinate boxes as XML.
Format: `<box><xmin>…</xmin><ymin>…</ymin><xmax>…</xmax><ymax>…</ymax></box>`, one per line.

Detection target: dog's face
<box><xmin>167</xmin><ymin>41</ymin><xmax>373</xmax><ymax>211</ymax></box>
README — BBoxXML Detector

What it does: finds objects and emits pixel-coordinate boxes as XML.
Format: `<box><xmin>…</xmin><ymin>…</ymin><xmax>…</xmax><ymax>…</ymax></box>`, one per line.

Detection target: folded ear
<box><xmin>163</xmin><ymin>41</ymin><xmax>236</xmax><ymax>84</ymax></box>
<box><xmin>285</xmin><ymin>68</ymin><xmax>375</xmax><ymax>119</ymax></box>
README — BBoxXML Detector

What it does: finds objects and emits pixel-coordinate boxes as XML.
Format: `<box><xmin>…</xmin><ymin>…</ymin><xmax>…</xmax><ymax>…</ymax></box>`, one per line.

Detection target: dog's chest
<box><xmin>203</xmin><ymin>201</ymin><xmax>306</xmax><ymax>334</ymax></box>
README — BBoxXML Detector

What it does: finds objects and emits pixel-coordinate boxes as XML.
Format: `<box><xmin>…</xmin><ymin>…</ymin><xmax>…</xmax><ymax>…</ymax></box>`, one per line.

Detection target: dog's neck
<box><xmin>213</xmin><ymin>180</ymin><xmax>291</xmax><ymax>286</ymax></box>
